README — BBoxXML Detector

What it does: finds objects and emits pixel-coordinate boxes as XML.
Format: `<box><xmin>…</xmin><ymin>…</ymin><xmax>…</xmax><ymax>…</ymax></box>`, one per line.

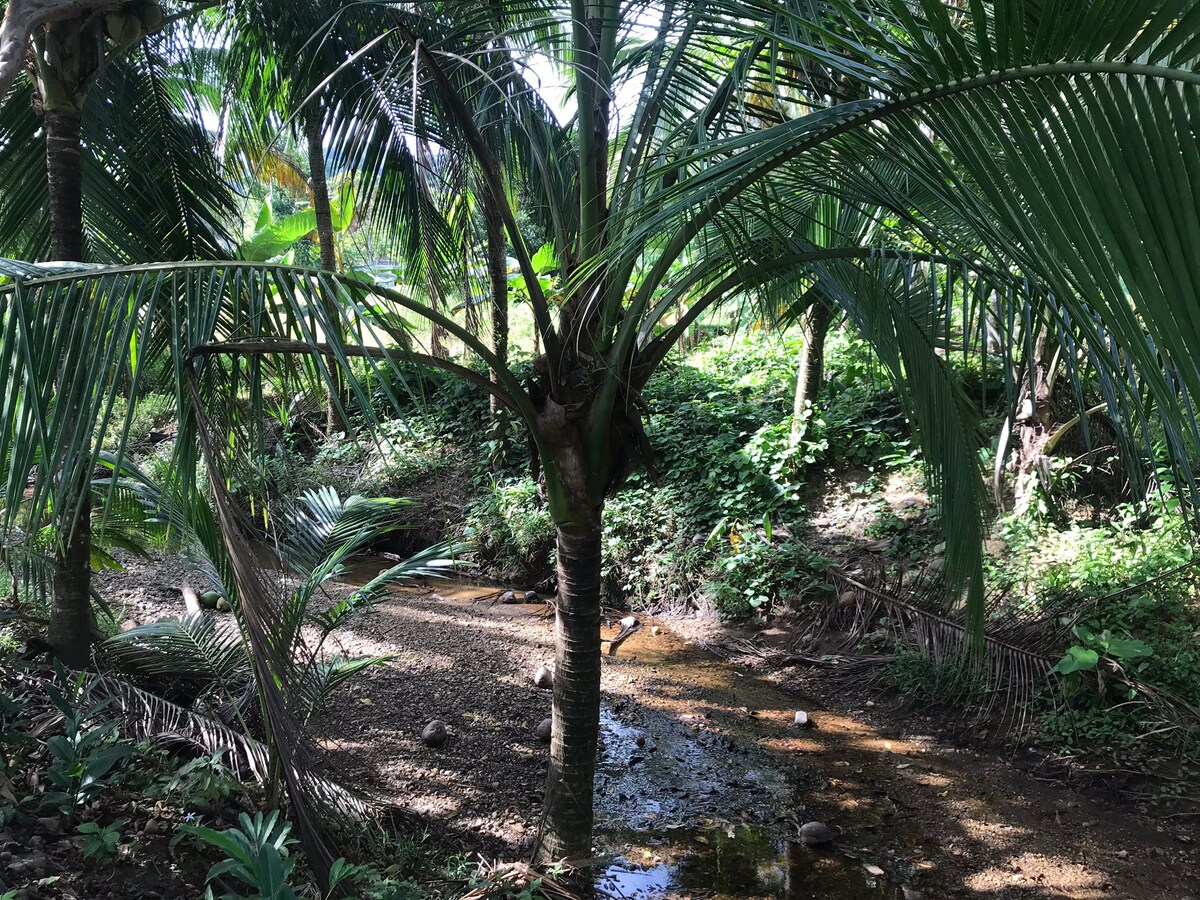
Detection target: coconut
<box><xmin>421</xmin><ymin>720</ymin><xmax>448</xmax><ymax>748</ymax></box>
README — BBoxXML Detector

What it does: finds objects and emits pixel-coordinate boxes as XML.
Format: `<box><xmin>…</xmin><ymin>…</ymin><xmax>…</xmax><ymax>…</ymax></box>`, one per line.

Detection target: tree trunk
<box><xmin>790</xmin><ymin>299</ymin><xmax>833</xmax><ymax>448</ymax></box>
<box><xmin>536</xmin><ymin>520</ymin><xmax>603</xmax><ymax>862</ymax></box>
<box><xmin>305</xmin><ymin>109</ymin><xmax>346</xmax><ymax>434</ymax></box>
<box><xmin>44</xmin><ymin>99</ymin><xmax>91</xmax><ymax>667</ymax></box>
<box><xmin>485</xmin><ymin>199</ymin><xmax>510</xmax><ymax>469</ymax></box>
<box><xmin>1008</xmin><ymin>326</ymin><xmax>1059</xmax><ymax>512</ymax></box>
<box><xmin>45</xmin><ymin>108</ymin><xmax>83</xmax><ymax>260</ymax></box>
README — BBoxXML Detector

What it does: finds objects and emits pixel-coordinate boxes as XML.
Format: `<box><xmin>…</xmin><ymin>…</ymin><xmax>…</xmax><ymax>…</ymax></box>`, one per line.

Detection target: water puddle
<box><xmin>595</xmin><ymin>703</ymin><xmax>783</xmax><ymax>830</ymax></box>
<box><xmin>597</xmin><ymin>825</ymin><xmax>902</xmax><ymax>899</ymax></box>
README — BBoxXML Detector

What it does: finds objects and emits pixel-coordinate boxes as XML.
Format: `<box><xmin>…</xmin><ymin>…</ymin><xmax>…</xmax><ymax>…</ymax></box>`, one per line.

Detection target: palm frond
<box><xmin>100</xmin><ymin>612</ymin><xmax>250</xmax><ymax>695</ymax></box>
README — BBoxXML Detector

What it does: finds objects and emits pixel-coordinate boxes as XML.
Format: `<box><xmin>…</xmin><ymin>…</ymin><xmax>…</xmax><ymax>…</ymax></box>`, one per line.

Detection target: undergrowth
<box><xmin>994</xmin><ymin>504</ymin><xmax>1200</xmax><ymax>768</ymax></box>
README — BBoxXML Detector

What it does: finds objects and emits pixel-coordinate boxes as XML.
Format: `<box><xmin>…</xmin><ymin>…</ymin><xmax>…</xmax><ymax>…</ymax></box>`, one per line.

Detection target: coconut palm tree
<box><xmin>5</xmin><ymin>0</ymin><xmax>1200</xmax><ymax>872</ymax></box>
<box><xmin>0</xmin><ymin>1</ymin><xmax>235</xmax><ymax>666</ymax></box>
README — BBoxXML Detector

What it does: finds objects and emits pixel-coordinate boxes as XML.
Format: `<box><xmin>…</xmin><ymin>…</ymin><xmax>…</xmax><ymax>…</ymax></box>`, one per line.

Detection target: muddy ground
<box><xmin>88</xmin><ymin>554</ymin><xmax>1200</xmax><ymax>900</ymax></box>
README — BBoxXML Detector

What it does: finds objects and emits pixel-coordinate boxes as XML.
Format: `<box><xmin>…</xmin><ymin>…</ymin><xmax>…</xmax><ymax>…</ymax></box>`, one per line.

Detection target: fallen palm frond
<box><xmin>460</xmin><ymin>860</ymin><xmax>591</xmax><ymax>900</ymax></box>
<box><xmin>825</xmin><ymin>569</ymin><xmax>1065</xmax><ymax>732</ymax></box>
<box><xmin>750</xmin><ymin>560</ymin><xmax>1200</xmax><ymax>740</ymax></box>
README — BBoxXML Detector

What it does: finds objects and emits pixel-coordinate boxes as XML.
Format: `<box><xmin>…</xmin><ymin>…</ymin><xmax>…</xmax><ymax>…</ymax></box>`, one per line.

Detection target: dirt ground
<box><xmin>89</xmin><ymin>555</ymin><xmax>1200</xmax><ymax>900</ymax></box>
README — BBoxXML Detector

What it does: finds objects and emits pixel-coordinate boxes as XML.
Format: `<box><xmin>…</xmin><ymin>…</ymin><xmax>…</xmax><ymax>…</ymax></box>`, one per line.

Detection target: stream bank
<box><xmin>97</xmin><ymin>560</ymin><xmax>1200</xmax><ymax>899</ymax></box>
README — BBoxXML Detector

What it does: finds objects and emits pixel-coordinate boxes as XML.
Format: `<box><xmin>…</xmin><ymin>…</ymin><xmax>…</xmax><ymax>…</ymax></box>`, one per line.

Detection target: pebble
<box><xmin>144</xmin><ymin>818</ymin><xmax>161</xmax><ymax>836</ymax></box>
<box><xmin>535</xmin><ymin>718</ymin><xmax>553</xmax><ymax>743</ymax></box>
<box><xmin>533</xmin><ymin>664</ymin><xmax>554</xmax><ymax>689</ymax></box>
<box><xmin>794</xmin><ymin>711</ymin><xmax>810</xmax><ymax>727</ymax></box>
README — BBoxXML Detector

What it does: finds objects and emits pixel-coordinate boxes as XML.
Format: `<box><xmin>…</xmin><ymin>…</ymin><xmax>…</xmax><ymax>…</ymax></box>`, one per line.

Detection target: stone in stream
<box><xmin>421</xmin><ymin>720</ymin><xmax>448</xmax><ymax>748</ymax></box>
<box><xmin>534</xmin><ymin>718</ymin><xmax>553</xmax><ymax>743</ymax></box>
<box><xmin>533</xmin><ymin>664</ymin><xmax>554</xmax><ymax>689</ymax></box>
<box><xmin>798</xmin><ymin>821</ymin><xmax>837</xmax><ymax>847</ymax></box>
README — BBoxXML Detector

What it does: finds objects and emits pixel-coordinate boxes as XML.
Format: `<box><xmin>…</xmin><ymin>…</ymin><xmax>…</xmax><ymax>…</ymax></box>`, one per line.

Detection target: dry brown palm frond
<box><xmin>185</xmin><ymin>366</ymin><xmax>347</xmax><ymax>894</ymax></box>
<box><xmin>802</xmin><ymin>560</ymin><xmax>1200</xmax><ymax>736</ymax></box>
<box><xmin>822</xmin><ymin>569</ymin><xmax>1068</xmax><ymax>733</ymax></box>
<box><xmin>459</xmin><ymin>860</ymin><xmax>590</xmax><ymax>900</ymax></box>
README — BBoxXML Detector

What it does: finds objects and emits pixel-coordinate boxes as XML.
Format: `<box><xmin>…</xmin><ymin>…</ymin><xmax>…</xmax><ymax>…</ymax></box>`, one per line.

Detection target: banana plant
<box><xmin>239</xmin><ymin>183</ymin><xmax>356</xmax><ymax>263</ymax></box>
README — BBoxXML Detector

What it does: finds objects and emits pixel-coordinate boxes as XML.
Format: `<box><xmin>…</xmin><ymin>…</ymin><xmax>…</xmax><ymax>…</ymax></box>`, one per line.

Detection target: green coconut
<box><xmin>105</xmin><ymin>12</ymin><xmax>142</xmax><ymax>45</ymax></box>
<box><xmin>138</xmin><ymin>2</ymin><xmax>165</xmax><ymax>34</ymax></box>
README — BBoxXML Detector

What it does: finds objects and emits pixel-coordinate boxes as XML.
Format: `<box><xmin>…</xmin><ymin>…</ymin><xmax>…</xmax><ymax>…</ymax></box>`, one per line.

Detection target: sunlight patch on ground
<box><xmin>964</xmin><ymin>852</ymin><xmax>1114</xmax><ymax>897</ymax></box>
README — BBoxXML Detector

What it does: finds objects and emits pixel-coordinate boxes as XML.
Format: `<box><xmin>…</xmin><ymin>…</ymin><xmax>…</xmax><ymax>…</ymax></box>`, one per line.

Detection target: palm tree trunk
<box><xmin>485</xmin><ymin>198</ymin><xmax>510</xmax><ymax>469</ymax></box>
<box><xmin>790</xmin><ymin>299</ymin><xmax>833</xmax><ymax>447</ymax></box>
<box><xmin>536</xmin><ymin>520</ymin><xmax>603</xmax><ymax>862</ymax></box>
<box><xmin>44</xmin><ymin>101</ymin><xmax>91</xmax><ymax>667</ymax></box>
<box><xmin>305</xmin><ymin>109</ymin><xmax>346</xmax><ymax>434</ymax></box>
<box><xmin>45</xmin><ymin>109</ymin><xmax>83</xmax><ymax>260</ymax></box>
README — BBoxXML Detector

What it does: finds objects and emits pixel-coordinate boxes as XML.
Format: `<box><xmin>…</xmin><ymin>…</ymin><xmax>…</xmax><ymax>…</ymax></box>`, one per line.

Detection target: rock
<box><xmin>499</xmin><ymin>590</ymin><xmax>517</xmax><ymax>604</ymax></box>
<box><xmin>7</xmin><ymin>852</ymin><xmax>48</xmax><ymax>876</ymax></box>
<box><xmin>535</xmin><ymin>718</ymin><xmax>553</xmax><ymax>743</ymax></box>
<box><xmin>144</xmin><ymin>818</ymin><xmax>160</xmax><ymax>836</ymax></box>
<box><xmin>421</xmin><ymin>720</ymin><xmax>448</xmax><ymax>748</ymax></box>
<box><xmin>35</xmin><ymin>816</ymin><xmax>61</xmax><ymax>835</ymax></box>
<box><xmin>215</xmin><ymin>597</ymin><xmax>232</xmax><ymax>612</ymax></box>
<box><xmin>533</xmin><ymin>664</ymin><xmax>554</xmax><ymax>689</ymax></box>
<box><xmin>838</xmin><ymin>591</ymin><xmax>856</xmax><ymax>607</ymax></box>
<box><xmin>521</xmin><ymin>590</ymin><xmax>538</xmax><ymax>602</ymax></box>
<box><xmin>864</xmin><ymin>863</ymin><xmax>886</xmax><ymax>877</ymax></box>
<box><xmin>794</xmin><ymin>711</ymin><xmax>811</xmax><ymax>727</ymax></box>
<box><xmin>799</xmin><ymin>821</ymin><xmax>837</xmax><ymax>847</ymax></box>
<box><xmin>651</xmin><ymin>625</ymin><xmax>661</xmax><ymax>636</ymax></box>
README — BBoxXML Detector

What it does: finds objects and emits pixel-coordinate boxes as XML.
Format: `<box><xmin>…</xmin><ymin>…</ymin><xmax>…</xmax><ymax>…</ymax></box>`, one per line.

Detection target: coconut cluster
<box><xmin>105</xmin><ymin>2</ymin><xmax>166</xmax><ymax>46</ymax></box>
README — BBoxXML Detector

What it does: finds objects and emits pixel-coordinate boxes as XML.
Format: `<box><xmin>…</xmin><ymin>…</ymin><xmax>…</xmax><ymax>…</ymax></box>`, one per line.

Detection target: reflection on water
<box><xmin>598</xmin><ymin>825</ymin><xmax>902</xmax><ymax>899</ymax></box>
